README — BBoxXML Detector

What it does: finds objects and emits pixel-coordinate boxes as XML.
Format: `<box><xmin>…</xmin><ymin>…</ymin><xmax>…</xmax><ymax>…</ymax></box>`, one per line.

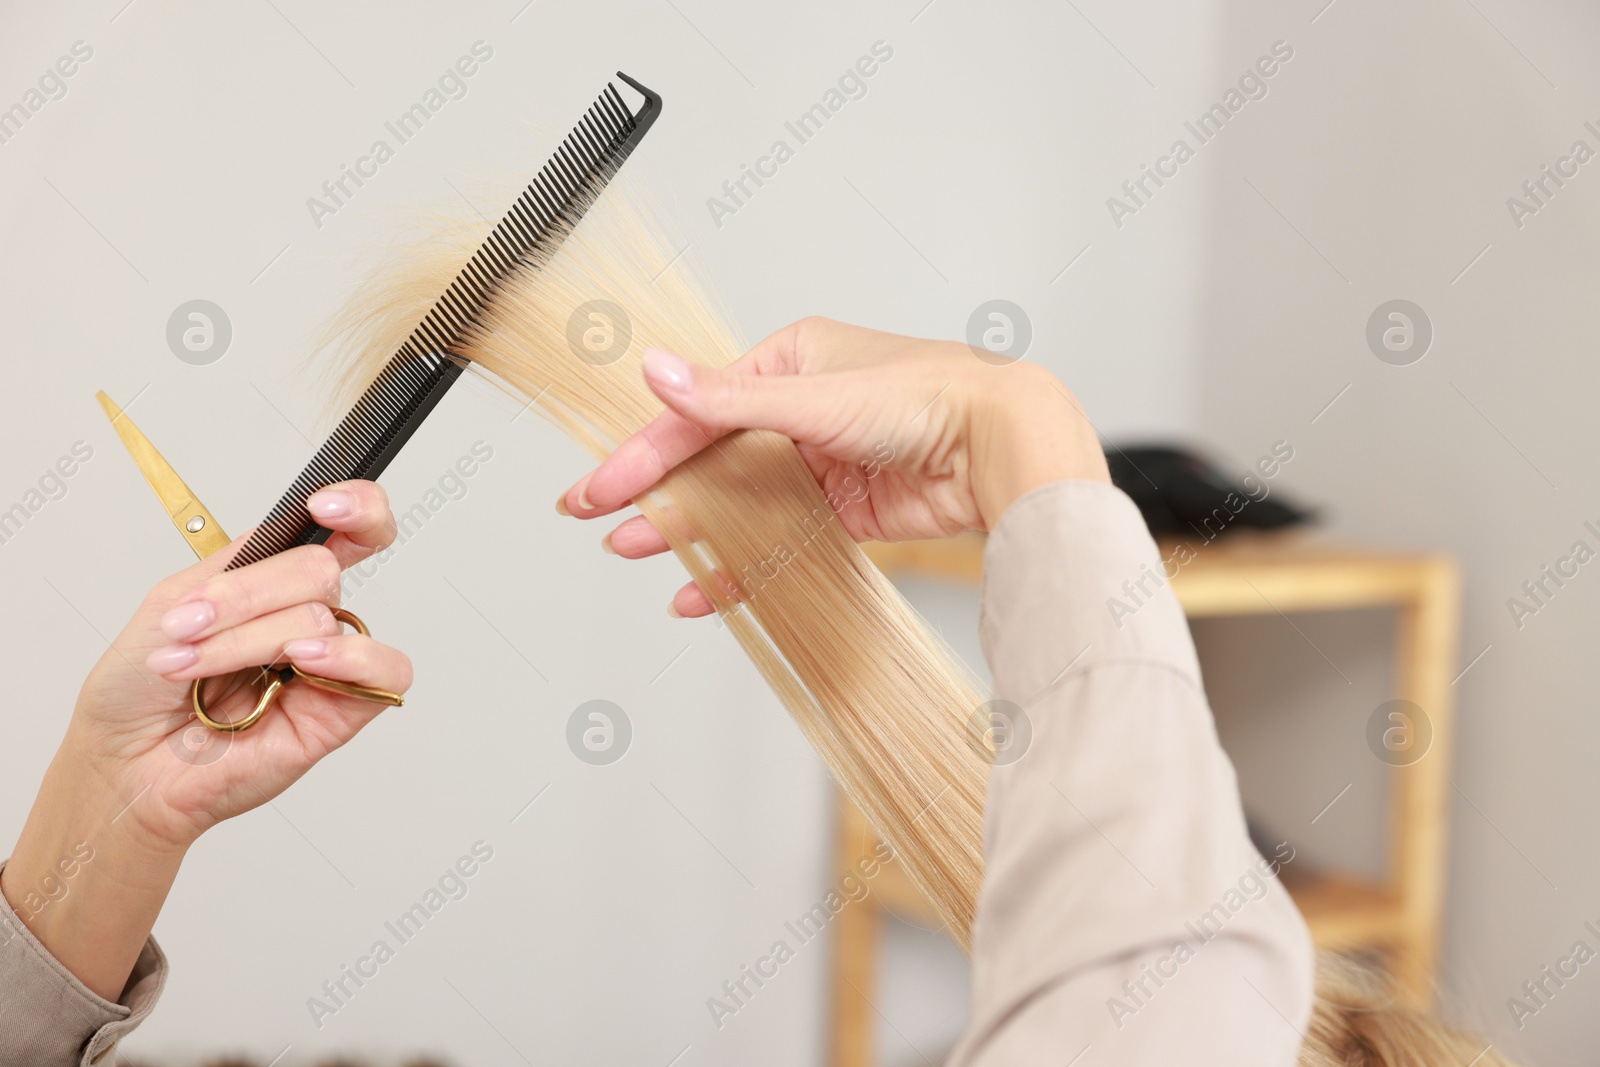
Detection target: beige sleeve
<box><xmin>0</xmin><ymin>860</ymin><xmax>168</xmax><ymax>1067</ymax></box>
<box><xmin>948</xmin><ymin>481</ymin><xmax>1315</xmax><ymax>1066</ymax></box>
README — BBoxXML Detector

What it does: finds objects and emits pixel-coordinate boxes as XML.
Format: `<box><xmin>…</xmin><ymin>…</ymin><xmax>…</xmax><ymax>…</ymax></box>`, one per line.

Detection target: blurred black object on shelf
<box><xmin>1105</xmin><ymin>445</ymin><xmax>1314</xmax><ymax>540</ymax></box>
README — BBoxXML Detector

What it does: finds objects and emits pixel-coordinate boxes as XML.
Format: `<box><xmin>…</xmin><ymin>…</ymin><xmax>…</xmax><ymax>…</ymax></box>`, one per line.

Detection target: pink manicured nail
<box><xmin>148</xmin><ymin>645</ymin><xmax>197</xmax><ymax>674</ymax></box>
<box><xmin>283</xmin><ymin>638</ymin><xmax>329</xmax><ymax>660</ymax></box>
<box><xmin>307</xmin><ymin>490</ymin><xmax>355</xmax><ymax>520</ymax></box>
<box><xmin>600</xmin><ymin>531</ymin><xmax>617</xmax><ymax>555</ymax></box>
<box><xmin>667</xmin><ymin>602</ymin><xmax>683</xmax><ymax>619</ymax></box>
<box><xmin>160</xmin><ymin>600</ymin><xmax>215</xmax><ymax>641</ymax></box>
<box><xmin>641</xmin><ymin>347</ymin><xmax>693</xmax><ymax>393</ymax></box>
<box><xmin>559</xmin><ymin>474</ymin><xmax>593</xmax><ymax>516</ymax></box>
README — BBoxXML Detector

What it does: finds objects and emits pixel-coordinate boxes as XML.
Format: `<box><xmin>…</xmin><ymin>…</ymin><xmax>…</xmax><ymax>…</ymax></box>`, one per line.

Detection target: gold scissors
<box><xmin>97</xmin><ymin>391</ymin><xmax>404</xmax><ymax>733</ymax></box>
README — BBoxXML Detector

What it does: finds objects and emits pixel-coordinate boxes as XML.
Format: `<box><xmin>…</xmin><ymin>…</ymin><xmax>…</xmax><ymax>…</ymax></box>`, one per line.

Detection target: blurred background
<box><xmin>2</xmin><ymin>0</ymin><xmax>1597</xmax><ymax>1064</ymax></box>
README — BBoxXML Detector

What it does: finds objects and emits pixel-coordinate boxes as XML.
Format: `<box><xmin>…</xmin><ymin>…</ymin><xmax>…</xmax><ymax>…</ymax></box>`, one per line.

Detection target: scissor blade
<box><xmin>95</xmin><ymin>391</ymin><xmax>231</xmax><ymax>560</ymax></box>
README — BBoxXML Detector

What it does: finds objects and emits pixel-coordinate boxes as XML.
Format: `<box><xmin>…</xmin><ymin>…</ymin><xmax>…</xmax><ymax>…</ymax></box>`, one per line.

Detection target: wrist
<box><xmin>970</xmin><ymin>367</ymin><xmax>1110</xmax><ymax>529</ymax></box>
<box><xmin>4</xmin><ymin>738</ymin><xmax>187</xmax><ymax>1001</ymax></box>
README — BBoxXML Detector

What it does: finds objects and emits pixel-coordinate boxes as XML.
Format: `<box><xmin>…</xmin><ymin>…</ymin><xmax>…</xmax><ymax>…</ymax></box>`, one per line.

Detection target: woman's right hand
<box><xmin>557</xmin><ymin>317</ymin><xmax>1111</xmax><ymax>616</ymax></box>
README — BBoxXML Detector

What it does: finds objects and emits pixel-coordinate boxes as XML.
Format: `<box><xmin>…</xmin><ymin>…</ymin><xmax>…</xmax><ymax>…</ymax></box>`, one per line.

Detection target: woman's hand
<box><xmin>79</xmin><ymin>480</ymin><xmax>410</xmax><ymax>849</ymax></box>
<box><xmin>1</xmin><ymin>480</ymin><xmax>410</xmax><ymax>999</ymax></box>
<box><xmin>556</xmin><ymin>317</ymin><xmax>1110</xmax><ymax>617</ymax></box>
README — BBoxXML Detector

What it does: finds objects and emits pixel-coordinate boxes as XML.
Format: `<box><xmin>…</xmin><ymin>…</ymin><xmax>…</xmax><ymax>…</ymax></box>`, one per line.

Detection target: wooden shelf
<box><xmin>832</xmin><ymin>531</ymin><xmax>1460</xmax><ymax>1066</ymax></box>
<box><xmin>864</xmin><ymin>531</ymin><xmax>1456</xmax><ymax>618</ymax></box>
<box><xmin>1284</xmin><ymin>870</ymin><xmax>1406</xmax><ymax>950</ymax></box>
<box><xmin>846</xmin><ymin>802</ymin><xmax>1407</xmax><ymax>949</ymax></box>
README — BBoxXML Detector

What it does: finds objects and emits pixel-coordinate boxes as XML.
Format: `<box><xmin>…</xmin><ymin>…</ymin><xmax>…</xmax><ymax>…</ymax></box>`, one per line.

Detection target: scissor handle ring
<box><xmin>190</xmin><ymin>609</ymin><xmax>400</xmax><ymax>732</ymax></box>
<box><xmin>190</xmin><ymin>668</ymin><xmax>284</xmax><ymax>733</ymax></box>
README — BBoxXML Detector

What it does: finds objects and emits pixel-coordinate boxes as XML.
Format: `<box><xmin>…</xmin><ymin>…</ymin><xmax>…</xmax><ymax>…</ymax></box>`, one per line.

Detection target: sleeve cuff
<box><xmin>979</xmin><ymin>480</ymin><xmax>1202</xmax><ymax>701</ymax></box>
<box><xmin>0</xmin><ymin>859</ymin><xmax>168</xmax><ymax>1066</ymax></box>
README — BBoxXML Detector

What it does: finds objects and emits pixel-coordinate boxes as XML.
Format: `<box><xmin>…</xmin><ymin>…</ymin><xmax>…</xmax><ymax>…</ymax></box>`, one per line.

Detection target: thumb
<box><xmin>641</xmin><ymin>346</ymin><xmax>869</xmax><ymax>454</ymax></box>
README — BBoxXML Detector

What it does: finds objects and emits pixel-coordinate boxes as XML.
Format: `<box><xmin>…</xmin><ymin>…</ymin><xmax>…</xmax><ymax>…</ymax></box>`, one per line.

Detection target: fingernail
<box><xmin>600</xmin><ymin>531</ymin><xmax>616</xmax><ymax>555</ymax></box>
<box><xmin>283</xmin><ymin>638</ymin><xmax>329</xmax><ymax>660</ymax></box>
<box><xmin>147</xmin><ymin>645</ymin><xmax>197</xmax><ymax>674</ymax></box>
<box><xmin>667</xmin><ymin>602</ymin><xmax>683</xmax><ymax>619</ymax></box>
<box><xmin>559</xmin><ymin>474</ymin><xmax>593</xmax><ymax>516</ymax></box>
<box><xmin>642</xmin><ymin>347</ymin><xmax>693</xmax><ymax>393</ymax></box>
<box><xmin>307</xmin><ymin>490</ymin><xmax>355</xmax><ymax>520</ymax></box>
<box><xmin>160</xmin><ymin>600</ymin><xmax>215</xmax><ymax>641</ymax></box>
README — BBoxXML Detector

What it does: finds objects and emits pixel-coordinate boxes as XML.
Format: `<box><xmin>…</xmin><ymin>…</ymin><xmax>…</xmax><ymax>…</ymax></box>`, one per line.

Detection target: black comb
<box><xmin>227</xmin><ymin>73</ymin><xmax>662</xmax><ymax>571</ymax></box>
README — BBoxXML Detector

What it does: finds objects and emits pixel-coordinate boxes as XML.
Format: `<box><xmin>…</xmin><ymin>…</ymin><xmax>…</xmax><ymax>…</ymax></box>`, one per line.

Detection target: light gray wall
<box><xmin>1179</xmin><ymin>1</ymin><xmax>1600</xmax><ymax>1064</ymax></box>
<box><xmin>3</xmin><ymin>0</ymin><xmax>1591</xmax><ymax>1064</ymax></box>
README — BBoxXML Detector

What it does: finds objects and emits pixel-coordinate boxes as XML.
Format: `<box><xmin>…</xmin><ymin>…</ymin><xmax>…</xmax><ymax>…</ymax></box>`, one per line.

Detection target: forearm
<box><xmin>951</xmin><ymin>482</ymin><xmax>1314</xmax><ymax>1064</ymax></box>
<box><xmin>2</xmin><ymin>736</ymin><xmax>184</xmax><ymax>1001</ymax></box>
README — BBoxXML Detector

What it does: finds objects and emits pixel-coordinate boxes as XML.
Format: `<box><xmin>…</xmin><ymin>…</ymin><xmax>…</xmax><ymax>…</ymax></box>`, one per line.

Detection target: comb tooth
<box><xmin>544</xmin><ymin>156</ymin><xmax>575</xmax><ymax>202</ymax></box>
<box><xmin>600</xmin><ymin>89</ymin><xmax>627</xmax><ymax>126</ymax></box>
<box><xmin>577</xmin><ymin>117</ymin><xmax>607</xmax><ymax>162</ymax></box>
<box><xmin>577</xmin><ymin>122</ymin><xmax>606</xmax><ymax>168</ymax></box>
<box><xmin>530</xmin><ymin>181</ymin><xmax>563</xmax><ymax>225</ymax></box>
<box><xmin>607</xmin><ymin>87</ymin><xmax>632</xmax><ymax>128</ymax></box>
<box><xmin>438</xmin><ymin>287</ymin><xmax>478</xmax><ymax>336</ymax></box>
<box><xmin>417</xmin><ymin>316</ymin><xmax>454</xmax><ymax>355</ymax></box>
<box><xmin>460</xmin><ymin>257</ymin><xmax>497</xmax><ymax>299</ymax></box>
<box><xmin>513</xmin><ymin>199</ymin><xmax>547</xmax><ymax>243</ymax></box>
<box><xmin>557</xmin><ymin>142</ymin><xmax>588</xmax><ymax>185</ymax></box>
<box><xmin>589</xmin><ymin>105</ymin><xmax>619</xmax><ymax>143</ymax></box>
<box><xmin>498</xmin><ymin>201</ymin><xmax>536</xmax><ymax>248</ymax></box>
<box><xmin>515</xmin><ymin>191</ymin><xmax>551</xmax><ymax>233</ymax></box>
<box><xmin>562</xmin><ymin>116</ymin><xmax>597</xmax><ymax>161</ymax></box>
<box><xmin>467</xmin><ymin>235</ymin><xmax>506</xmax><ymax>278</ymax></box>
<box><xmin>598</xmin><ymin>89</ymin><xmax>625</xmax><ymax>131</ymax></box>
<box><xmin>482</xmin><ymin>231</ymin><xmax>518</xmax><ymax>276</ymax></box>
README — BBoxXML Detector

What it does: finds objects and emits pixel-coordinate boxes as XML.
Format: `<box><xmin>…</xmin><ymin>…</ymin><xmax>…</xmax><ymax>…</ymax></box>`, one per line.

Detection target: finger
<box><xmin>156</xmin><ymin>545</ymin><xmax>341</xmax><ymax>644</ymax></box>
<box><xmin>147</xmin><ymin>601</ymin><xmax>342</xmax><ymax>680</ymax></box>
<box><xmin>146</xmin><ymin>528</ymin><xmax>258</xmax><ymax>605</ymax></box>
<box><xmin>560</xmin><ymin>346</ymin><xmax>880</xmax><ymax>518</ymax></box>
<box><xmin>603</xmin><ymin>514</ymin><xmax>671</xmax><ymax>559</ymax></box>
<box><xmin>639</xmin><ymin>346</ymin><xmax>878</xmax><ymax>451</ymax></box>
<box><xmin>556</xmin><ymin>334</ymin><xmax>798</xmax><ymax>518</ymax></box>
<box><xmin>281</xmin><ymin>633</ymin><xmax>414</xmax><ymax>697</ymax></box>
<box><xmin>559</xmin><ymin>409</ymin><xmax>723</xmax><ymax>519</ymax></box>
<box><xmin>669</xmin><ymin>581</ymin><xmax>715</xmax><ymax>619</ymax></box>
<box><xmin>306</xmin><ymin>481</ymin><xmax>398</xmax><ymax>569</ymax></box>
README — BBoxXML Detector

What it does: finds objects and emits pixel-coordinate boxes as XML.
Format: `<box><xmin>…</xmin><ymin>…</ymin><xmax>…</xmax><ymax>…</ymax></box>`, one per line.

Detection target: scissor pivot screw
<box><xmin>185</xmin><ymin>516</ymin><xmax>206</xmax><ymax>533</ymax></box>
